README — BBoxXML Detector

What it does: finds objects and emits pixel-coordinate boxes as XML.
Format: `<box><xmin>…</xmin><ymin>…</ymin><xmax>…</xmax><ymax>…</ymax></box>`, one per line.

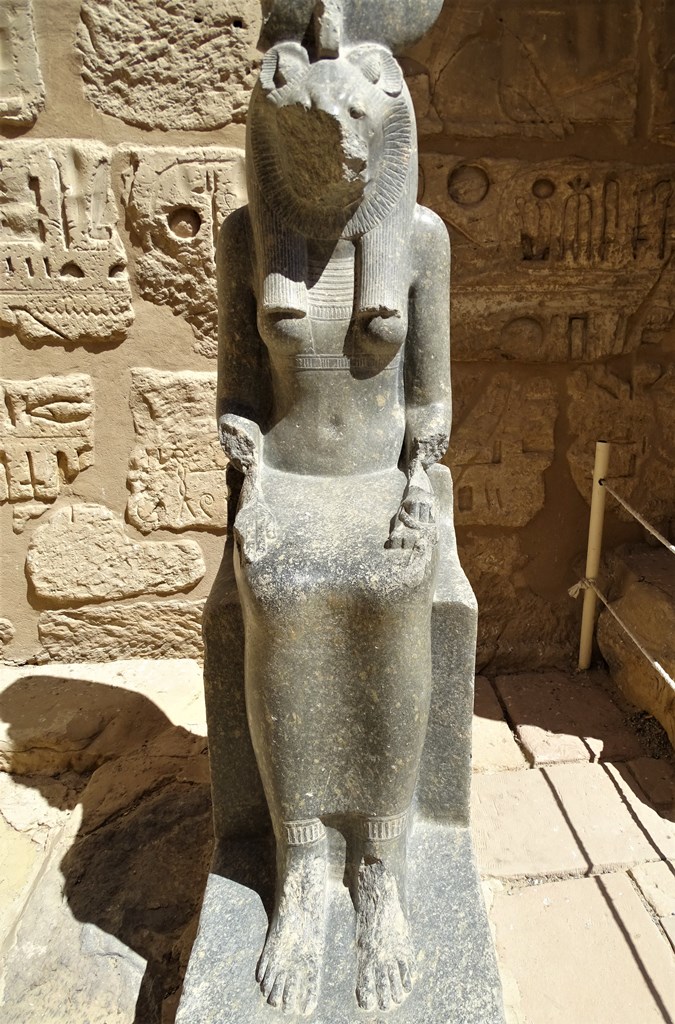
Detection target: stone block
<box><xmin>26</xmin><ymin>503</ymin><xmax>205</xmax><ymax>604</ymax></box>
<box><xmin>127</xmin><ymin>369</ymin><xmax>228</xmax><ymax>533</ymax></box>
<box><xmin>0</xmin><ymin>140</ymin><xmax>134</xmax><ymax>345</ymax></box>
<box><xmin>473</xmin><ymin>763</ymin><xmax>662</xmax><ymax>879</ymax></box>
<box><xmin>411</xmin><ymin>0</ymin><xmax>639</xmax><ymax>141</ymax></box>
<box><xmin>449</xmin><ymin>369</ymin><xmax>557</xmax><ymax>527</ymax></box>
<box><xmin>493</xmin><ymin>671</ymin><xmax>644</xmax><ymax>766</ymax></box>
<box><xmin>177</xmin><ymin>824</ymin><xmax>505</xmax><ymax>1024</ymax></box>
<box><xmin>119</xmin><ymin>147</ymin><xmax>246</xmax><ymax>357</ymax></box>
<box><xmin>37</xmin><ymin>599</ymin><xmax>206</xmax><ymax>662</ymax></box>
<box><xmin>77</xmin><ymin>1</ymin><xmax>260</xmax><ymax>131</ymax></box>
<box><xmin>472</xmin><ymin>677</ymin><xmax>527</xmax><ymax>773</ymax></box>
<box><xmin>0</xmin><ymin>0</ymin><xmax>44</xmax><ymax>126</ymax></box>
<box><xmin>491</xmin><ymin>875</ymin><xmax>675</xmax><ymax>1024</ymax></box>
<box><xmin>567</xmin><ymin>364</ymin><xmax>675</xmax><ymax>528</ymax></box>
<box><xmin>420</xmin><ymin>155</ymin><xmax>675</xmax><ymax>361</ymax></box>
<box><xmin>0</xmin><ymin>374</ymin><xmax>94</xmax><ymax>532</ymax></box>
<box><xmin>597</xmin><ymin>546</ymin><xmax>675</xmax><ymax>749</ymax></box>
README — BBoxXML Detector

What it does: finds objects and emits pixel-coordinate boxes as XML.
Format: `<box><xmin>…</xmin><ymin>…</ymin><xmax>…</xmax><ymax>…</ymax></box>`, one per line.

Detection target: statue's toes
<box><xmin>376</xmin><ymin>965</ymin><xmax>394</xmax><ymax>1010</ymax></box>
<box><xmin>260</xmin><ymin>960</ymin><xmax>278</xmax><ymax>999</ymax></box>
<box><xmin>267</xmin><ymin>971</ymin><xmax>287</xmax><ymax>1008</ymax></box>
<box><xmin>300</xmin><ymin>970</ymin><xmax>319</xmax><ymax>1017</ymax></box>
<box><xmin>356</xmin><ymin>962</ymin><xmax>377</xmax><ymax>1011</ymax></box>
<box><xmin>398</xmin><ymin>956</ymin><xmax>413</xmax><ymax>994</ymax></box>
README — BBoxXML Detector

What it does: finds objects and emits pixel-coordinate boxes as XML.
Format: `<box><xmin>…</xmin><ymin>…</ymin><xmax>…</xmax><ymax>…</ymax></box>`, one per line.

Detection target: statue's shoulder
<box><xmin>412</xmin><ymin>205</ymin><xmax>450</xmax><ymax>275</ymax></box>
<box><xmin>218</xmin><ymin>204</ymin><xmax>253</xmax><ymax>255</ymax></box>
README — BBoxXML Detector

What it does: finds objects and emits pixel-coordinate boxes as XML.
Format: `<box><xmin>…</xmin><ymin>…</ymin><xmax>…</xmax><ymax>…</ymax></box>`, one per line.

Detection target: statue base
<box><xmin>176</xmin><ymin>821</ymin><xmax>505</xmax><ymax>1024</ymax></box>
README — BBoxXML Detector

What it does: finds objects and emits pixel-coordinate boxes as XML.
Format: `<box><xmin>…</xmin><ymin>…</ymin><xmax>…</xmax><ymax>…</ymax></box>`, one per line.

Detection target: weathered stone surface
<box><xmin>38</xmin><ymin>600</ymin><xmax>206</xmax><ymax>662</ymax></box>
<box><xmin>77</xmin><ymin>2</ymin><xmax>259</xmax><ymax>131</ymax></box>
<box><xmin>127</xmin><ymin>369</ymin><xmax>228</xmax><ymax>533</ymax></box>
<box><xmin>473</xmin><ymin>763</ymin><xmax>662</xmax><ymax>879</ymax></box>
<box><xmin>0</xmin><ymin>0</ymin><xmax>44</xmax><ymax>126</ymax></box>
<box><xmin>410</xmin><ymin>1</ymin><xmax>640</xmax><ymax>141</ymax></box>
<box><xmin>493</xmin><ymin>671</ymin><xmax>644</xmax><ymax>766</ymax></box>
<box><xmin>567</xmin><ymin>364</ymin><xmax>675</xmax><ymax>526</ymax></box>
<box><xmin>0</xmin><ymin>140</ymin><xmax>134</xmax><ymax>345</ymax></box>
<box><xmin>449</xmin><ymin>370</ymin><xmax>557</xmax><ymax>526</ymax></box>
<box><xmin>459</xmin><ymin>533</ymin><xmax>577</xmax><ymax>673</ymax></box>
<box><xmin>0</xmin><ymin>617</ymin><xmax>15</xmax><ymax>648</ymax></box>
<box><xmin>26</xmin><ymin>504</ymin><xmax>205</xmax><ymax>605</ymax></box>
<box><xmin>649</xmin><ymin>0</ymin><xmax>675</xmax><ymax>146</ymax></box>
<box><xmin>119</xmin><ymin>147</ymin><xmax>246</xmax><ymax>357</ymax></box>
<box><xmin>0</xmin><ymin>374</ymin><xmax>94</xmax><ymax>532</ymax></box>
<box><xmin>597</xmin><ymin>545</ymin><xmax>675</xmax><ymax>748</ymax></box>
<box><xmin>492</xmin><ymin>875</ymin><xmax>675</xmax><ymax>1024</ymax></box>
<box><xmin>605</xmin><ymin>762</ymin><xmax>675</xmax><ymax>860</ymax></box>
<box><xmin>472</xmin><ymin>676</ymin><xmax>528</xmax><ymax>773</ymax></box>
<box><xmin>420</xmin><ymin>156</ymin><xmax>675</xmax><ymax>361</ymax></box>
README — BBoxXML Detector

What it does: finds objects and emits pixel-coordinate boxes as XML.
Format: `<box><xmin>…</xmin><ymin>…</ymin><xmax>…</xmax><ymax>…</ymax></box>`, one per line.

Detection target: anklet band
<box><xmin>359</xmin><ymin>812</ymin><xmax>408</xmax><ymax>841</ymax></box>
<box><xmin>283</xmin><ymin>819</ymin><xmax>326</xmax><ymax>846</ymax></box>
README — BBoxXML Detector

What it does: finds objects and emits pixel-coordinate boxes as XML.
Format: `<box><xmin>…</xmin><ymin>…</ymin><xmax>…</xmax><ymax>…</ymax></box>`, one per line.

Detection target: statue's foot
<box><xmin>257</xmin><ymin>839</ymin><xmax>327</xmax><ymax>1016</ymax></box>
<box><xmin>355</xmin><ymin>859</ymin><xmax>414</xmax><ymax>1012</ymax></box>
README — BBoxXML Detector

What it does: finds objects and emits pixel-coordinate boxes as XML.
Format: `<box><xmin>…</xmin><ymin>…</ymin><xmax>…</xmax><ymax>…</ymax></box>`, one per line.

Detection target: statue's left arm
<box><xmin>390</xmin><ymin>206</ymin><xmax>451</xmax><ymax>547</ymax></box>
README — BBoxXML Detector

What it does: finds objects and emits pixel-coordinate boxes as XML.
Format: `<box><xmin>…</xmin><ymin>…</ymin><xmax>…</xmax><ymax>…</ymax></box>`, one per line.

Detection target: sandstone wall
<box><xmin>1</xmin><ymin>0</ymin><xmax>673</xmax><ymax>671</ymax></box>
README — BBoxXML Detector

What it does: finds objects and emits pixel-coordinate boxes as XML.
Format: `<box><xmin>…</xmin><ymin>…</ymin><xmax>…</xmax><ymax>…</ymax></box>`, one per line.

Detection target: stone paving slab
<box><xmin>625</xmin><ymin>756</ymin><xmax>675</xmax><ymax>813</ymax></box>
<box><xmin>473</xmin><ymin>677</ymin><xmax>528</xmax><ymax>773</ymax></box>
<box><xmin>473</xmin><ymin>762</ymin><xmax>662</xmax><ymax>879</ymax></box>
<box><xmin>494</xmin><ymin>671</ymin><xmax>644</xmax><ymax>766</ymax></box>
<box><xmin>491</xmin><ymin>874</ymin><xmax>675</xmax><ymax>1024</ymax></box>
<box><xmin>606</xmin><ymin>763</ymin><xmax>675</xmax><ymax>860</ymax></box>
<box><xmin>630</xmin><ymin>861</ymin><xmax>675</xmax><ymax>919</ymax></box>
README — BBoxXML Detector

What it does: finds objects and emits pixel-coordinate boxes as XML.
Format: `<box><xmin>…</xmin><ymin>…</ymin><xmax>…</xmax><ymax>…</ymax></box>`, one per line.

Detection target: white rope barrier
<box><xmin>570</xmin><ymin>576</ymin><xmax>675</xmax><ymax>693</ymax></box>
<box><xmin>600</xmin><ymin>480</ymin><xmax>675</xmax><ymax>555</ymax></box>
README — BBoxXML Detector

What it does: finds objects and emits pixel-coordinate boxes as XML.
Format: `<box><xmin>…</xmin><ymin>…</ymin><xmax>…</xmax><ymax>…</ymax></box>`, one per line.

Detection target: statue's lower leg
<box><xmin>353</xmin><ymin>812</ymin><xmax>414</xmax><ymax>1013</ymax></box>
<box><xmin>257</xmin><ymin>819</ymin><xmax>328</xmax><ymax>1017</ymax></box>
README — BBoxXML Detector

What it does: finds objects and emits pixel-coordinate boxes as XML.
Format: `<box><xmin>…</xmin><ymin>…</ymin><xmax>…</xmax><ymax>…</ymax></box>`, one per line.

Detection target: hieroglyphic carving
<box><xmin>0</xmin><ymin>0</ymin><xmax>44</xmax><ymax>126</ymax></box>
<box><xmin>0</xmin><ymin>141</ymin><xmax>134</xmax><ymax>345</ymax></box>
<box><xmin>410</xmin><ymin>0</ymin><xmax>639</xmax><ymax>140</ymax></box>
<box><xmin>567</xmin><ymin>363</ymin><xmax>675</xmax><ymax>526</ymax></box>
<box><xmin>649</xmin><ymin>0</ymin><xmax>675</xmax><ymax>146</ymax></box>
<box><xmin>0</xmin><ymin>374</ymin><xmax>94</xmax><ymax>533</ymax></box>
<box><xmin>78</xmin><ymin>1</ymin><xmax>259</xmax><ymax>131</ymax></box>
<box><xmin>119</xmin><ymin>147</ymin><xmax>246</xmax><ymax>357</ymax></box>
<box><xmin>421</xmin><ymin>156</ymin><xmax>675</xmax><ymax>361</ymax></box>
<box><xmin>26</xmin><ymin>504</ymin><xmax>206</xmax><ymax>605</ymax></box>
<box><xmin>448</xmin><ymin>371</ymin><xmax>557</xmax><ymax>526</ymax></box>
<box><xmin>127</xmin><ymin>369</ymin><xmax>227</xmax><ymax>534</ymax></box>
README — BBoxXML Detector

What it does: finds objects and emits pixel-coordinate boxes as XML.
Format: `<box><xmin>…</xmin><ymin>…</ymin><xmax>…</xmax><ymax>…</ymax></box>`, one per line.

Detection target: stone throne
<box><xmin>177</xmin><ymin>3</ymin><xmax>505</xmax><ymax>1022</ymax></box>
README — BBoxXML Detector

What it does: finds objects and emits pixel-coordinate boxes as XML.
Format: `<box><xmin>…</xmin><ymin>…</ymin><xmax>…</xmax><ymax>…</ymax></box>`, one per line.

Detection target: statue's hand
<box><xmin>218</xmin><ymin>414</ymin><xmax>261</xmax><ymax>473</ymax></box>
<box><xmin>234</xmin><ymin>472</ymin><xmax>278</xmax><ymax>564</ymax></box>
<box><xmin>387</xmin><ymin>465</ymin><xmax>437</xmax><ymax>552</ymax></box>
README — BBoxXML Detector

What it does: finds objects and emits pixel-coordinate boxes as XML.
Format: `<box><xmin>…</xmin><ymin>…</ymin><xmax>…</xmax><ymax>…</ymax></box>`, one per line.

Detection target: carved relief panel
<box><xmin>78</xmin><ymin>1</ymin><xmax>259</xmax><ymax>131</ymax></box>
<box><xmin>567</xmin><ymin>362</ymin><xmax>675</xmax><ymax>525</ymax></box>
<box><xmin>411</xmin><ymin>0</ymin><xmax>639</xmax><ymax>140</ymax></box>
<box><xmin>127</xmin><ymin>369</ymin><xmax>228</xmax><ymax>534</ymax></box>
<box><xmin>120</xmin><ymin>147</ymin><xmax>246</xmax><ymax>358</ymax></box>
<box><xmin>0</xmin><ymin>374</ymin><xmax>94</xmax><ymax>532</ymax></box>
<box><xmin>422</xmin><ymin>156</ymin><xmax>675</xmax><ymax>361</ymax></box>
<box><xmin>0</xmin><ymin>140</ymin><xmax>134</xmax><ymax>345</ymax></box>
<box><xmin>448</xmin><ymin>370</ymin><xmax>557</xmax><ymax>526</ymax></box>
<box><xmin>0</xmin><ymin>0</ymin><xmax>44</xmax><ymax>126</ymax></box>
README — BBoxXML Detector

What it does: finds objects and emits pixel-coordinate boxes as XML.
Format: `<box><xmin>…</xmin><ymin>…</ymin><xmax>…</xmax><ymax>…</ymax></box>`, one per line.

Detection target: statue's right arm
<box><xmin>216</xmin><ymin>206</ymin><xmax>270</xmax><ymax>476</ymax></box>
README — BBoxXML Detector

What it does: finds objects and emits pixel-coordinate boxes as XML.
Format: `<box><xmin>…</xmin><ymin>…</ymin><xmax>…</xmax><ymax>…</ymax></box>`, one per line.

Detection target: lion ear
<box><xmin>348</xmin><ymin>44</ymin><xmax>403</xmax><ymax>97</ymax></box>
<box><xmin>260</xmin><ymin>42</ymin><xmax>310</xmax><ymax>93</ymax></box>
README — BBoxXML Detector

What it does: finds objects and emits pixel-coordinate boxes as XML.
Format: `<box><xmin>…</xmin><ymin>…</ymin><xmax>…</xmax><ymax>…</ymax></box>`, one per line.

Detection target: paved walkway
<box><xmin>0</xmin><ymin>661</ymin><xmax>674</xmax><ymax>1022</ymax></box>
<box><xmin>473</xmin><ymin>670</ymin><xmax>675</xmax><ymax>1024</ymax></box>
